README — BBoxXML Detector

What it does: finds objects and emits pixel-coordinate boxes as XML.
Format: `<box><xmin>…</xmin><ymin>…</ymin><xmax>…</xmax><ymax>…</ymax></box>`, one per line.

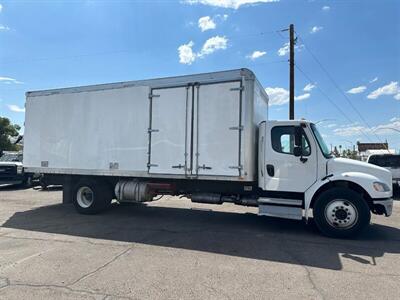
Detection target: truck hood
<box><xmin>0</xmin><ymin>162</ymin><xmax>22</xmax><ymax>167</ymax></box>
<box><xmin>327</xmin><ymin>158</ymin><xmax>392</xmax><ymax>186</ymax></box>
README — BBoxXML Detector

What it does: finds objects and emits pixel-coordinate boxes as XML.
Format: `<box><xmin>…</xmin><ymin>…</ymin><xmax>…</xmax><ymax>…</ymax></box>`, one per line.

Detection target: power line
<box><xmin>297</xmin><ymin>35</ymin><xmax>389</xmax><ymax>147</ymax></box>
<box><xmin>295</xmin><ymin>63</ymin><xmax>374</xmax><ymax>143</ymax></box>
<box><xmin>1</xmin><ymin>30</ymin><xmax>282</xmax><ymax>66</ymax></box>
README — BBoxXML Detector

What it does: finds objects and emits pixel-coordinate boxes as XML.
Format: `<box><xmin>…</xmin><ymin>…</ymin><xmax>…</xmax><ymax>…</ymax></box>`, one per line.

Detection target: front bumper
<box><xmin>372</xmin><ymin>198</ymin><xmax>393</xmax><ymax>217</ymax></box>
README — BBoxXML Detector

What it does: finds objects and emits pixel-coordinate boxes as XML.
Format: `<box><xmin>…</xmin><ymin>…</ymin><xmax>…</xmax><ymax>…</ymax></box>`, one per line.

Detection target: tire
<box><xmin>22</xmin><ymin>176</ymin><xmax>33</xmax><ymax>188</ymax></box>
<box><xmin>39</xmin><ymin>177</ymin><xmax>48</xmax><ymax>190</ymax></box>
<box><xmin>313</xmin><ymin>187</ymin><xmax>371</xmax><ymax>238</ymax></box>
<box><xmin>73</xmin><ymin>178</ymin><xmax>113</xmax><ymax>214</ymax></box>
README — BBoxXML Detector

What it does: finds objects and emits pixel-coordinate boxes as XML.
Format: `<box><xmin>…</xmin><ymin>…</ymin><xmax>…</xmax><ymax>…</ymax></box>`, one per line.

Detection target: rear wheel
<box><xmin>313</xmin><ymin>187</ymin><xmax>371</xmax><ymax>238</ymax></box>
<box><xmin>73</xmin><ymin>178</ymin><xmax>113</xmax><ymax>214</ymax></box>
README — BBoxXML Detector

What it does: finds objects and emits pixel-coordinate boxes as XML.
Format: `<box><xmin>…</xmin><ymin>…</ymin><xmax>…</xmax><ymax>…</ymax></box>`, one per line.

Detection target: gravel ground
<box><xmin>0</xmin><ymin>186</ymin><xmax>399</xmax><ymax>300</ymax></box>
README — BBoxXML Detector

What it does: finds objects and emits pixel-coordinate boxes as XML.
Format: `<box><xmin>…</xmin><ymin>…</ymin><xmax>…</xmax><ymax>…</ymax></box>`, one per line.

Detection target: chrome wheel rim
<box><xmin>77</xmin><ymin>186</ymin><xmax>94</xmax><ymax>208</ymax></box>
<box><xmin>325</xmin><ymin>199</ymin><xmax>358</xmax><ymax>229</ymax></box>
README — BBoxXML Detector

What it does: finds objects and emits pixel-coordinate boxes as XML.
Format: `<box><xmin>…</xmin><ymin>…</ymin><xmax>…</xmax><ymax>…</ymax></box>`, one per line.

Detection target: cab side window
<box><xmin>271</xmin><ymin>126</ymin><xmax>311</xmax><ymax>156</ymax></box>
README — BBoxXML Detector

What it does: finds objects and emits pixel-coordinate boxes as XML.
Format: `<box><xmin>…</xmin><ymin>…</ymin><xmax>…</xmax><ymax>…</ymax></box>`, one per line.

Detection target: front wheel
<box><xmin>313</xmin><ymin>187</ymin><xmax>371</xmax><ymax>238</ymax></box>
<box><xmin>22</xmin><ymin>175</ymin><xmax>33</xmax><ymax>188</ymax></box>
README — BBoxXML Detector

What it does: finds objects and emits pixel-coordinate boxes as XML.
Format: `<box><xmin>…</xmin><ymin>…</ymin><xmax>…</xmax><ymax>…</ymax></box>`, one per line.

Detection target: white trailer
<box><xmin>24</xmin><ymin>69</ymin><xmax>393</xmax><ymax>238</ymax></box>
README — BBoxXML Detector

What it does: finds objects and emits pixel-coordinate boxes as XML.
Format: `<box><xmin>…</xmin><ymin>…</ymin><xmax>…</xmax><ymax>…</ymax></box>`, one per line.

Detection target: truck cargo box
<box><xmin>24</xmin><ymin>69</ymin><xmax>268</xmax><ymax>182</ymax></box>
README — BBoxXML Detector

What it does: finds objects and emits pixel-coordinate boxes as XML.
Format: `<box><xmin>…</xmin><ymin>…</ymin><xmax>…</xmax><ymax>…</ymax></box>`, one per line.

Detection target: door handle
<box><xmin>300</xmin><ymin>157</ymin><xmax>308</xmax><ymax>163</ymax></box>
<box><xmin>266</xmin><ymin>164</ymin><xmax>274</xmax><ymax>177</ymax></box>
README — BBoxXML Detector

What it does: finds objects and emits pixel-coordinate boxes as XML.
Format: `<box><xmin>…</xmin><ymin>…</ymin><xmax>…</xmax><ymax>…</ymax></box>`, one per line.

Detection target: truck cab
<box><xmin>258</xmin><ymin>120</ymin><xmax>393</xmax><ymax>237</ymax></box>
<box><xmin>0</xmin><ymin>151</ymin><xmax>33</xmax><ymax>187</ymax></box>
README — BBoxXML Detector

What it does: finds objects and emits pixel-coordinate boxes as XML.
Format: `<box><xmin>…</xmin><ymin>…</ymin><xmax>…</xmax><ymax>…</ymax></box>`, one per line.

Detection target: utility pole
<box><xmin>289</xmin><ymin>24</ymin><xmax>295</xmax><ymax>120</ymax></box>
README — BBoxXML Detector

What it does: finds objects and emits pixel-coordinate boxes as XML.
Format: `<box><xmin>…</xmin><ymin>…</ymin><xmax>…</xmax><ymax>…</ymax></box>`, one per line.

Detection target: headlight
<box><xmin>16</xmin><ymin>166</ymin><xmax>23</xmax><ymax>174</ymax></box>
<box><xmin>373</xmin><ymin>182</ymin><xmax>391</xmax><ymax>192</ymax></box>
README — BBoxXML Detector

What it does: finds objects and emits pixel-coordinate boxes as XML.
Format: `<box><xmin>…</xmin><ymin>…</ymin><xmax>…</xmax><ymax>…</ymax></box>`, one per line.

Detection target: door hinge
<box><xmin>198</xmin><ymin>164</ymin><xmax>212</xmax><ymax>170</ymax></box>
<box><xmin>148</xmin><ymin>128</ymin><xmax>159</xmax><ymax>133</ymax></box>
<box><xmin>172</xmin><ymin>164</ymin><xmax>185</xmax><ymax>169</ymax></box>
<box><xmin>230</xmin><ymin>87</ymin><xmax>244</xmax><ymax>91</ymax></box>
<box><xmin>148</xmin><ymin>93</ymin><xmax>160</xmax><ymax>98</ymax></box>
<box><xmin>229</xmin><ymin>126</ymin><xmax>244</xmax><ymax>131</ymax></box>
<box><xmin>229</xmin><ymin>165</ymin><xmax>243</xmax><ymax>170</ymax></box>
<box><xmin>147</xmin><ymin>163</ymin><xmax>158</xmax><ymax>168</ymax></box>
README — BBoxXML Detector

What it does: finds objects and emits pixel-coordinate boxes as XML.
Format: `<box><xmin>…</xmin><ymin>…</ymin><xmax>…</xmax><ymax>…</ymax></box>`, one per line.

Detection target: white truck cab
<box><xmin>258</xmin><ymin>120</ymin><xmax>393</xmax><ymax>237</ymax></box>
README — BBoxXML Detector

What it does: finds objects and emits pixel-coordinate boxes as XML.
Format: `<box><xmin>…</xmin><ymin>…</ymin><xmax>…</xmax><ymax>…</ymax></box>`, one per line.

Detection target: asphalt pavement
<box><xmin>0</xmin><ymin>186</ymin><xmax>399</xmax><ymax>299</ymax></box>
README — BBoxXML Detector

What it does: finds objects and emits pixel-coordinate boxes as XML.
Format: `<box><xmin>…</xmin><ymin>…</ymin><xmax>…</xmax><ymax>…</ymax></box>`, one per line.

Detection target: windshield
<box><xmin>0</xmin><ymin>153</ymin><xmax>23</xmax><ymax>162</ymax></box>
<box><xmin>310</xmin><ymin>123</ymin><xmax>332</xmax><ymax>158</ymax></box>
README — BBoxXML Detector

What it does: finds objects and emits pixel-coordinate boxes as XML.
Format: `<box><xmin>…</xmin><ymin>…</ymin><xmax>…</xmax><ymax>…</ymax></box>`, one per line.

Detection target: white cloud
<box><xmin>310</xmin><ymin>26</ymin><xmax>323</xmax><ymax>34</ymax></box>
<box><xmin>369</xmin><ymin>77</ymin><xmax>378</xmax><ymax>83</ymax></box>
<box><xmin>7</xmin><ymin>104</ymin><xmax>25</xmax><ymax>113</ymax></box>
<box><xmin>247</xmin><ymin>50</ymin><xmax>266</xmax><ymax>60</ymax></box>
<box><xmin>295</xmin><ymin>93</ymin><xmax>310</xmax><ymax>101</ymax></box>
<box><xmin>334</xmin><ymin>119</ymin><xmax>400</xmax><ymax>137</ymax></box>
<box><xmin>219</xmin><ymin>14</ymin><xmax>229</xmax><ymax>21</ymax></box>
<box><xmin>303</xmin><ymin>83</ymin><xmax>315</xmax><ymax>92</ymax></box>
<box><xmin>178</xmin><ymin>41</ymin><xmax>196</xmax><ymax>65</ymax></box>
<box><xmin>277</xmin><ymin>42</ymin><xmax>303</xmax><ymax>56</ymax></box>
<box><xmin>264</xmin><ymin>87</ymin><xmax>310</xmax><ymax>106</ymax></box>
<box><xmin>326</xmin><ymin>123</ymin><xmax>337</xmax><ymax>128</ymax></box>
<box><xmin>347</xmin><ymin>85</ymin><xmax>367</xmax><ymax>94</ymax></box>
<box><xmin>0</xmin><ymin>24</ymin><xmax>10</xmax><ymax>31</ymax></box>
<box><xmin>333</xmin><ymin>125</ymin><xmax>366</xmax><ymax>137</ymax></box>
<box><xmin>198</xmin><ymin>35</ymin><xmax>228</xmax><ymax>57</ymax></box>
<box><xmin>197</xmin><ymin>14</ymin><xmax>228</xmax><ymax>32</ymax></box>
<box><xmin>367</xmin><ymin>81</ymin><xmax>400</xmax><ymax>100</ymax></box>
<box><xmin>322</xmin><ymin>6</ymin><xmax>330</xmax><ymax>11</ymax></box>
<box><xmin>183</xmin><ymin>0</ymin><xmax>279</xmax><ymax>9</ymax></box>
<box><xmin>373</xmin><ymin>119</ymin><xmax>400</xmax><ymax>134</ymax></box>
<box><xmin>178</xmin><ymin>36</ymin><xmax>228</xmax><ymax>64</ymax></box>
<box><xmin>0</xmin><ymin>76</ymin><xmax>23</xmax><ymax>84</ymax></box>
<box><xmin>265</xmin><ymin>87</ymin><xmax>290</xmax><ymax>106</ymax></box>
<box><xmin>277</xmin><ymin>43</ymin><xmax>289</xmax><ymax>56</ymax></box>
<box><xmin>0</xmin><ymin>4</ymin><xmax>2</xmax><ymax>13</ymax></box>
<box><xmin>198</xmin><ymin>16</ymin><xmax>216</xmax><ymax>32</ymax></box>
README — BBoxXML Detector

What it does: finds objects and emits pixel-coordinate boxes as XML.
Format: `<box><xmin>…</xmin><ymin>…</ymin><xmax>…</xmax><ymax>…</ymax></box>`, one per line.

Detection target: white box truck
<box><xmin>24</xmin><ymin>69</ymin><xmax>393</xmax><ymax>238</ymax></box>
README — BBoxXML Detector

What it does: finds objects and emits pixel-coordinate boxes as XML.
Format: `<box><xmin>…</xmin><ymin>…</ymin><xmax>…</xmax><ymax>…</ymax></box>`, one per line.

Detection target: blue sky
<box><xmin>0</xmin><ymin>0</ymin><xmax>399</xmax><ymax>151</ymax></box>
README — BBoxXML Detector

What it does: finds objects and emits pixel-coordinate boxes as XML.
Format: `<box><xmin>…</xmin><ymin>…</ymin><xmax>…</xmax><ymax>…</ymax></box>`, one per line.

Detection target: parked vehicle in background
<box><xmin>38</xmin><ymin>173</ymin><xmax>64</xmax><ymax>189</ymax></box>
<box><xmin>0</xmin><ymin>151</ymin><xmax>36</xmax><ymax>187</ymax></box>
<box><xmin>367</xmin><ymin>154</ymin><xmax>400</xmax><ymax>190</ymax></box>
<box><xmin>23</xmin><ymin>69</ymin><xmax>394</xmax><ymax>238</ymax></box>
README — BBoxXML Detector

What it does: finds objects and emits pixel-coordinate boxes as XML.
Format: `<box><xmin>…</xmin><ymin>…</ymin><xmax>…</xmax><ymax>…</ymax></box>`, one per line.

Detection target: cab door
<box><xmin>263</xmin><ymin>122</ymin><xmax>318</xmax><ymax>193</ymax></box>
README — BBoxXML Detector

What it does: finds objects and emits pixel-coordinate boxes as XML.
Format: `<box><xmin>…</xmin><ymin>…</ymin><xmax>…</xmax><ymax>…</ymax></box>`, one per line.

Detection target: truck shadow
<box><xmin>2</xmin><ymin>202</ymin><xmax>400</xmax><ymax>271</ymax></box>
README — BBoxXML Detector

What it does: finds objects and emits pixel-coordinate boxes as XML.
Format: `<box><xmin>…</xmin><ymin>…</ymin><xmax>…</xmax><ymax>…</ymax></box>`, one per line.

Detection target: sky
<box><xmin>0</xmin><ymin>0</ymin><xmax>399</xmax><ymax>152</ymax></box>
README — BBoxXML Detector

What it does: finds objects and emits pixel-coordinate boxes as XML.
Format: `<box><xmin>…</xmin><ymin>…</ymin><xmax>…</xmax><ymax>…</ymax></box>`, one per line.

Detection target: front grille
<box><xmin>0</xmin><ymin>165</ymin><xmax>17</xmax><ymax>180</ymax></box>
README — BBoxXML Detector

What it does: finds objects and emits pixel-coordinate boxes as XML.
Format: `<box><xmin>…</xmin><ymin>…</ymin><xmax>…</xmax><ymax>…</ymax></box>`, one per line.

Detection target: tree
<box><xmin>333</xmin><ymin>146</ymin><xmax>340</xmax><ymax>157</ymax></box>
<box><xmin>0</xmin><ymin>116</ymin><xmax>21</xmax><ymax>154</ymax></box>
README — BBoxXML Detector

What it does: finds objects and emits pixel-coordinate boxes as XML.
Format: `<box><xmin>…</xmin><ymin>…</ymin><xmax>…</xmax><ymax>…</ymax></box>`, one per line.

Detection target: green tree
<box><xmin>0</xmin><ymin>116</ymin><xmax>21</xmax><ymax>153</ymax></box>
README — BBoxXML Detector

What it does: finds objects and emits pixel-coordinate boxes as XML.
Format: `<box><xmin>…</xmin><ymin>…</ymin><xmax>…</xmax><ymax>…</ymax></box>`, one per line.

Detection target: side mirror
<box><xmin>293</xmin><ymin>146</ymin><xmax>302</xmax><ymax>157</ymax></box>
